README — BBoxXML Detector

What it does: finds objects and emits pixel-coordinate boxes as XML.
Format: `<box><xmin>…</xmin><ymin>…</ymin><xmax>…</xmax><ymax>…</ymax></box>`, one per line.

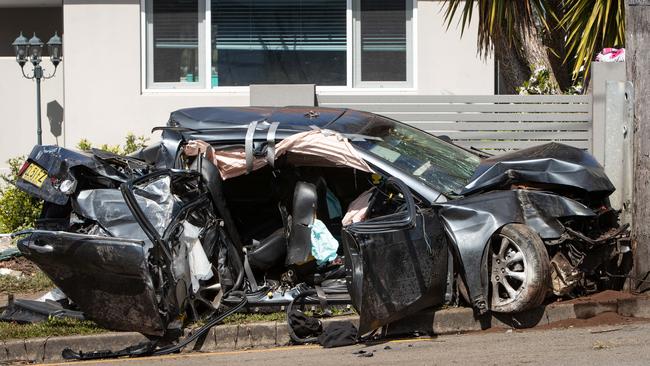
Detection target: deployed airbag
<box><xmin>184</xmin><ymin>129</ymin><xmax>373</xmax><ymax>180</ymax></box>
<box><xmin>310</xmin><ymin>219</ymin><xmax>339</xmax><ymax>265</ymax></box>
<box><xmin>181</xmin><ymin>222</ymin><xmax>214</xmax><ymax>293</ymax></box>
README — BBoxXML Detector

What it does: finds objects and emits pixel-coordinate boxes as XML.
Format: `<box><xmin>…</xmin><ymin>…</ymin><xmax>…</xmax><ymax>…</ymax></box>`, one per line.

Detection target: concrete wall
<box><xmin>591</xmin><ymin>62</ymin><xmax>627</xmax><ymax>164</ymax></box>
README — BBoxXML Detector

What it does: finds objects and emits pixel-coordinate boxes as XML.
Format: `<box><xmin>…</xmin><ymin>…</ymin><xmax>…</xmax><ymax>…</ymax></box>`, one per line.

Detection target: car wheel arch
<box><xmin>439</xmin><ymin>189</ymin><xmax>595</xmax><ymax>313</ymax></box>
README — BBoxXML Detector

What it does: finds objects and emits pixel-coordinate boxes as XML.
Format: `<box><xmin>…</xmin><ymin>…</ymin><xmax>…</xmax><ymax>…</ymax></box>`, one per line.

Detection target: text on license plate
<box><xmin>21</xmin><ymin>163</ymin><xmax>48</xmax><ymax>188</ymax></box>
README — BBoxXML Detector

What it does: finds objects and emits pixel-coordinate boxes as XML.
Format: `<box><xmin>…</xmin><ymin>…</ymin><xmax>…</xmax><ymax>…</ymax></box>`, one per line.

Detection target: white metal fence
<box><xmin>317</xmin><ymin>94</ymin><xmax>593</xmax><ymax>154</ymax></box>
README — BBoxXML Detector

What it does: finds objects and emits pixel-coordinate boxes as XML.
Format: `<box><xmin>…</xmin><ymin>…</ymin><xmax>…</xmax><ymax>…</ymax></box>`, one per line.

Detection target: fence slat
<box><xmin>409</xmin><ymin>122</ymin><xmax>591</xmax><ymax>131</ymax></box>
<box><xmin>380</xmin><ymin>113</ymin><xmax>592</xmax><ymax>122</ymax></box>
<box><xmin>318</xmin><ymin>93</ymin><xmax>593</xmax><ymax>154</ymax></box>
<box><xmin>318</xmin><ymin>94</ymin><xmax>592</xmax><ymax>104</ymax></box>
<box><xmin>434</xmin><ymin>131</ymin><xmax>589</xmax><ymax>140</ymax></box>
<box><xmin>454</xmin><ymin>140</ymin><xmax>592</xmax><ymax>150</ymax></box>
<box><xmin>321</xmin><ymin>103</ymin><xmax>591</xmax><ymax>113</ymax></box>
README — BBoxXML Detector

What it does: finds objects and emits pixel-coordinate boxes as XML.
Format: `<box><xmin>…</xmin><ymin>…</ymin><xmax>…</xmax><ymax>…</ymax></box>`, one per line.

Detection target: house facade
<box><xmin>0</xmin><ymin>0</ymin><xmax>493</xmax><ymax>174</ymax></box>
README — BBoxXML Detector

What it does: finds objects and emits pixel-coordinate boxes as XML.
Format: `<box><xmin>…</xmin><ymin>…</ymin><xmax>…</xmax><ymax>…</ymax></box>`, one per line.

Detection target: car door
<box><xmin>341</xmin><ymin>178</ymin><xmax>449</xmax><ymax>335</ymax></box>
<box><xmin>17</xmin><ymin>230</ymin><xmax>165</xmax><ymax>335</ymax></box>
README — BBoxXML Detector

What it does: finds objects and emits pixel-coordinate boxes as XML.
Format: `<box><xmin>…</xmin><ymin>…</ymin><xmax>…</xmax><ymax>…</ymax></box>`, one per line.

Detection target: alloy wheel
<box><xmin>490</xmin><ymin>234</ymin><xmax>527</xmax><ymax>308</ymax></box>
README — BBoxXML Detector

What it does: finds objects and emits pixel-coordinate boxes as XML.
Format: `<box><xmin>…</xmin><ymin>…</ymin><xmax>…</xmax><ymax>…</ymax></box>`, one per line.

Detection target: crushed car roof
<box><xmin>169</xmin><ymin>106</ymin><xmax>367</xmax><ymax>131</ymax></box>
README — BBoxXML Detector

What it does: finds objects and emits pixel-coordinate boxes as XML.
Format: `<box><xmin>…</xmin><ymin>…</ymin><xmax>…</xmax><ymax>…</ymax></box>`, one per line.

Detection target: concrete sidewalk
<box><xmin>2</xmin><ymin>292</ymin><xmax>649</xmax><ymax>363</ymax></box>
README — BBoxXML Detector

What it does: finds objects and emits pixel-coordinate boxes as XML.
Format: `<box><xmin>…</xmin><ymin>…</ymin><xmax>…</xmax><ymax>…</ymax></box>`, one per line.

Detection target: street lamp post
<box><xmin>12</xmin><ymin>32</ymin><xmax>63</xmax><ymax>145</ymax></box>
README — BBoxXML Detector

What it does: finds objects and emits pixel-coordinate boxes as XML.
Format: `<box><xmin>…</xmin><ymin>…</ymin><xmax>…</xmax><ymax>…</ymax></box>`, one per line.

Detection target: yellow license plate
<box><xmin>21</xmin><ymin>163</ymin><xmax>48</xmax><ymax>188</ymax></box>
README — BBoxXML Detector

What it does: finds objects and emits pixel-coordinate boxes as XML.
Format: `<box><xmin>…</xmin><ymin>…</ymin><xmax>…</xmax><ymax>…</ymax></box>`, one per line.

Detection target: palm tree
<box><xmin>560</xmin><ymin>0</ymin><xmax>625</xmax><ymax>79</ymax></box>
<box><xmin>442</xmin><ymin>0</ymin><xmax>625</xmax><ymax>93</ymax></box>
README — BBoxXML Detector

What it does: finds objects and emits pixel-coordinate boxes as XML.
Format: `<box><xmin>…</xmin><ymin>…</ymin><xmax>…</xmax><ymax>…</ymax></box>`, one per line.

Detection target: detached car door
<box><xmin>341</xmin><ymin>178</ymin><xmax>449</xmax><ymax>335</ymax></box>
<box><xmin>17</xmin><ymin>231</ymin><xmax>165</xmax><ymax>335</ymax></box>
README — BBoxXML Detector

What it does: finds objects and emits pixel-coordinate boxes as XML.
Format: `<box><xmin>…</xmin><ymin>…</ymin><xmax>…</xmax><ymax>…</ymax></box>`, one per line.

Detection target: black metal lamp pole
<box><xmin>12</xmin><ymin>32</ymin><xmax>63</xmax><ymax>145</ymax></box>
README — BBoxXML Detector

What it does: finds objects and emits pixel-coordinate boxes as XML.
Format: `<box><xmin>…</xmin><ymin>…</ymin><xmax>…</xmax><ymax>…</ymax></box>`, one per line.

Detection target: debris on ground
<box><xmin>0</xmin><ymin>255</ymin><xmax>40</xmax><ymax>276</ymax></box>
<box><xmin>0</xmin><ymin>255</ymin><xmax>53</xmax><ymax>296</ymax></box>
<box><xmin>1</xmin><ymin>297</ymin><xmax>85</xmax><ymax>323</ymax></box>
<box><xmin>353</xmin><ymin>349</ymin><xmax>374</xmax><ymax>358</ymax></box>
<box><xmin>589</xmin><ymin>327</ymin><xmax>623</xmax><ymax>334</ymax></box>
<box><xmin>0</xmin><ymin>247</ymin><xmax>21</xmax><ymax>261</ymax></box>
<box><xmin>0</xmin><ymin>235</ymin><xmax>15</xmax><ymax>249</ymax></box>
<box><xmin>0</xmin><ymin>268</ymin><xmax>23</xmax><ymax>278</ymax></box>
<box><xmin>592</xmin><ymin>340</ymin><xmax>615</xmax><ymax>350</ymax></box>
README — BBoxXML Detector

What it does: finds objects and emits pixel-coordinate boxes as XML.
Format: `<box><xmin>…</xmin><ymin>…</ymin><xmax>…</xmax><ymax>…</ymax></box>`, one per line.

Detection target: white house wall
<box><xmin>416</xmin><ymin>1</ymin><xmax>494</xmax><ymax>94</ymax></box>
<box><xmin>62</xmin><ymin>0</ymin><xmax>249</xmax><ymax>150</ymax></box>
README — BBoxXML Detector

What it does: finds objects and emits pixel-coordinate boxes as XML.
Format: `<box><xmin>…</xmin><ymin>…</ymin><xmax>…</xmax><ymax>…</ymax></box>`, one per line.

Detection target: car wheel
<box><xmin>488</xmin><ymin>224</ymin><xmax>550</xmax><ymax>313</ymax></box>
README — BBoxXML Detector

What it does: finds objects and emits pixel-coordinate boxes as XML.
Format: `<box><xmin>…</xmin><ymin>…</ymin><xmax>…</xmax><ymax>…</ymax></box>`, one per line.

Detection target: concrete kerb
<box><xmin>2</xmin><ymin>296</ymin><xmax>648</xmax><ymax>363</ymax></box>
<box><xmin>1</xmin><ymin>332</ymin><xmax>149</xmax><ymax>363</ymax></box>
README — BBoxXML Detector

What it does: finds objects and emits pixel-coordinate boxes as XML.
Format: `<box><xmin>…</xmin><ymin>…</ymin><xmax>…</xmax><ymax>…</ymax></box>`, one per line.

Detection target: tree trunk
<box><xmin>494</xmin><ymin>20</ymin><xmax>561</xmax><ymax>94</ymax></box>
<box><xmin>627</xmin><ymin>0</ymin><xmax>650</xmax><ymax>293</ymax></box>
<box><xmin>543</xmin><ymin>0</ymin><xmax>573</xmax><ymax>91</ymax></box>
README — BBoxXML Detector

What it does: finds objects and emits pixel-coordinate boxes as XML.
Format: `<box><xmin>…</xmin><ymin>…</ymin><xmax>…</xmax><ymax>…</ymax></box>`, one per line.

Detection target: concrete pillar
<box><xmin>591</xmin><ymin>62</ymin><xmax>627</xmax><ymax>164</ymax></box>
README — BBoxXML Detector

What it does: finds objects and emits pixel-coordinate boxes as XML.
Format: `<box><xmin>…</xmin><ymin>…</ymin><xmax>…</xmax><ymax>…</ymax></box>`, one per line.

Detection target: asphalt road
<box><xmin>43</xmin><ymin>321</ymin><xmax>650</xmax><ymax>366</ymax></box>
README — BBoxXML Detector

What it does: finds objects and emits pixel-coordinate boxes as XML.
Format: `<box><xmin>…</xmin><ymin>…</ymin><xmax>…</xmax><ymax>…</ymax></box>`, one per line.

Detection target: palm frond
<box><xmin>442</xmin><ymin>0</ymin><xmax>549</xmax><ymax>57</ymax></box>
<box><xmin>559</xmin><ymin>0</ymin><xmax>625</xmax><ymax>80</ymax></box>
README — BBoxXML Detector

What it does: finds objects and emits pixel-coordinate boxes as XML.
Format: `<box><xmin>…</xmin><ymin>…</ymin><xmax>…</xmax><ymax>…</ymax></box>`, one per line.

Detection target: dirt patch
<box><xmin>0</xmin><ymin>256</ymin><xmax>39</xmax><ymax>276</ymax></box>
<box><xmin>554</xmin><ymin>290</ymin><xmax>637</xmax><ymax>305</ymax></box>
<box><xmin>535</xmin><ymin>311</ymin><xmax>650</xmax><ymax>330</ymax></box>
<box><xmin>0</xmin><ymin>236</ymin><xmax>13</xmax><ymax>251</ymax></box>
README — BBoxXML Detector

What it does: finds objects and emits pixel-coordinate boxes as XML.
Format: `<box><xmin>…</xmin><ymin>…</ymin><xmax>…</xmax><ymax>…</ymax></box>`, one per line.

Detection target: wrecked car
<box><xmin>11</xmin><ymin>106</ymin><xmax>630</xmax><ymax>341</ymax></box>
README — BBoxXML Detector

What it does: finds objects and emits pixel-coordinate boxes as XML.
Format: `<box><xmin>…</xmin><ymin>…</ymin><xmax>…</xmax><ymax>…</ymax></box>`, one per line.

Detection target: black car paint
<box><xmin>160</xmin><ymin>107</ymin><xmax>616</xmax><ymax>313</ymax></box>
<box><xmin>437</xmin><ymin>190</ymin><xmax>598</xmax><ymax>310</ymax></box>
<box><xmin>342</xmin><ymin>178</ymin><xmax>449</xmax><ymax>335</ymax></box>
<box><xmin>15</xmin><ymin>106</ymin><xmax>618</xmax><ymax>336</ymax></box>
<box><xmin>16</xmin><ymin>231</ymin><xmax>164</xmax><ymax>335</ymax></box>
<box><xmin>461</xmin><ymin>143</ymin><xmax>615</xmax><ymax>196</ymax></box>
<box><xmin>15</xmin><ymin>146</ymin><xmax>129</xmax><ymax>205</ymax></box>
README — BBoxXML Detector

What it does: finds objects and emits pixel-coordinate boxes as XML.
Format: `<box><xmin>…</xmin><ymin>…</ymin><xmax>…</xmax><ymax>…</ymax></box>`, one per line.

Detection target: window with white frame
<box><xmin>145</xmin><ymin>0</ymin><xmax>413</xmax><ymax>89</ymax></box>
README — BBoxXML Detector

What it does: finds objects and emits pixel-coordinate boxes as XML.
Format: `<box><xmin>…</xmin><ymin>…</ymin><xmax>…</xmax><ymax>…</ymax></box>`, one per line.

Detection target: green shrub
<box><xmin>0</xmin><ymin>157</ymin><xmax>42</xmax><ymax>233</ymax></box>
<box><xmin>517</xmin><ymin>66</ymin><xmax>584</xmax><ymax>96</ymax></box>
<box><xmin>517</xmin><ymin>66</ymin><xmax>560</xmax><ymax>95</ymax></box>
<box><xmin>76</xmin><ymin>133</ymin><xmax>148</xmax><ymax>155</ymax></box>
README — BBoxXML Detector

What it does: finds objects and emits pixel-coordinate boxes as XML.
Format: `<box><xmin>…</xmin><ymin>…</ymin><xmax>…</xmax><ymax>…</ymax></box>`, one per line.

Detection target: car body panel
<box><xmin>462</xmin><ymin>143</ymin><xmax>615</xmax><ymax>195</ymax></box>
<box><xmin>437</xmin><ymin>190</ymin><xmax>597</xmax><ymax>310</ymax></box>
<box><xmin>16</xmin><ymin>146</ymin><xmax>129</xmax><ymax>205</ymax></box>
<box><xmin>341</xmin><ymin>178</ymin><xmax>449</xmax><ymax>334</ymax></box>
<box><xmin>16</xmin><ymin>231</ymin><xmax>164</xmax><ymax>335</ymax></box>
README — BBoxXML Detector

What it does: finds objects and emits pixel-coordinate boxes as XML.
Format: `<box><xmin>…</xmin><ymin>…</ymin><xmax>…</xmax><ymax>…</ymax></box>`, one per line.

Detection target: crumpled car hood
<box><xmin>460</xmin><ymin>143</ymin><xmax>615</xmax><ymax>196</ymax></box>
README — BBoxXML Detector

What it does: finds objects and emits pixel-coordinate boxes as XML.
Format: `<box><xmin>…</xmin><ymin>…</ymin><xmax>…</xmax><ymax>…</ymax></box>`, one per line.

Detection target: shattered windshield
<box><xmin>347</xmin><ymin>117</ymin><xmax>481</xmax><ymax>195</ymax></box>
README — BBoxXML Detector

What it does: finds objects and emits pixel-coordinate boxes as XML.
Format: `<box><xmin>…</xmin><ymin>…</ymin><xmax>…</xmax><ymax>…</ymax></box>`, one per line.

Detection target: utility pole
<box><xmin>626</xmin><ymin>0</ymin><xmax>650</xmax><ymax>292</ymax></box>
